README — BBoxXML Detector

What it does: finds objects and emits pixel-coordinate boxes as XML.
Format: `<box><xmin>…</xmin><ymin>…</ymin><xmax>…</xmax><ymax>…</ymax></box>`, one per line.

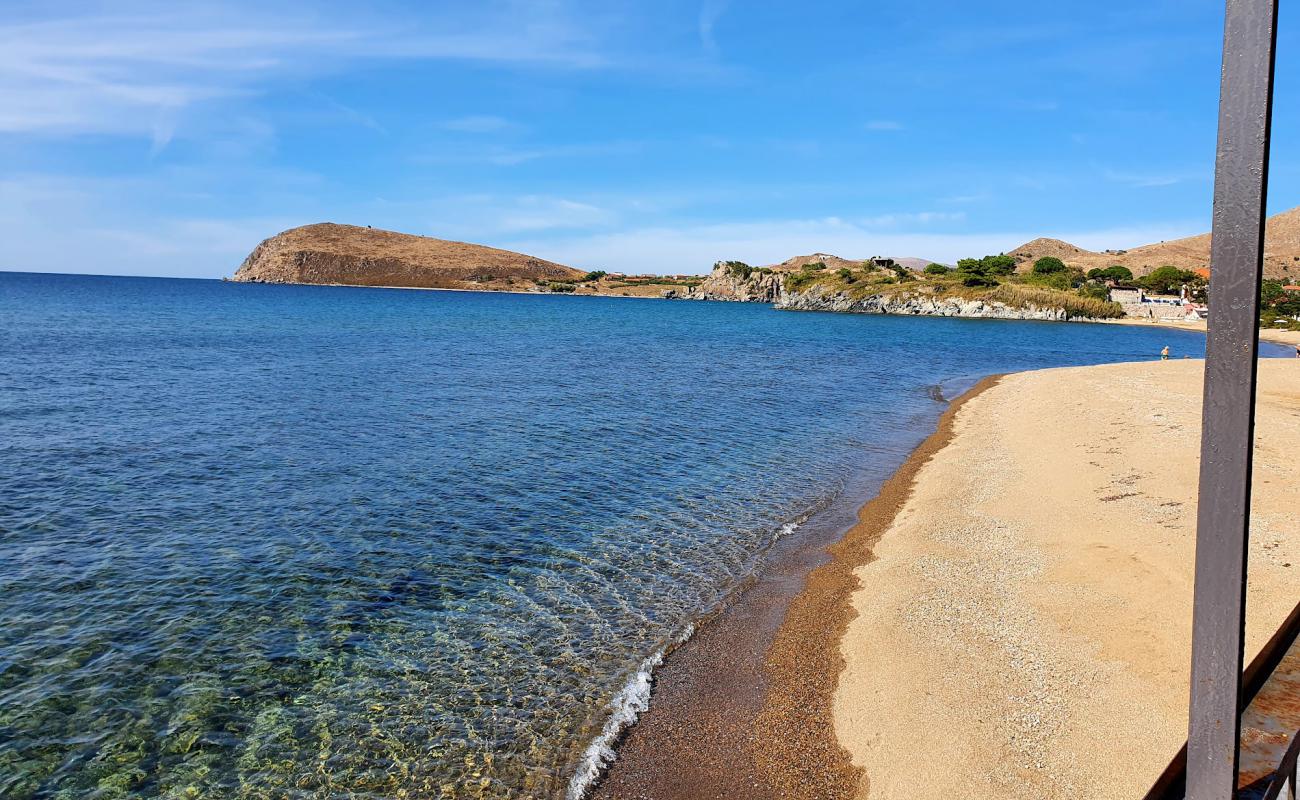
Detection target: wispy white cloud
<box><xmin>439</xmin><ymin>115</ymin><xmax>517</xmax><ymax>134</ymax></box>
<box><xmin>0</xmin><ymin>1</ymin><xmax>608</xmax><ymax>144</ymax></box>
<box><xmin>493</xmin><ymin>196</ymin><xmax>617</xmax><ymax>232</ymax></box>
<box><xmin>860</xmin><ymin>211</ymin><xmax>965</xmax><ymax>227</ymax></box>
<box><xmin>0</xmin><ymin>169</ymin><xmax>1207</xmax><ymax>279</ymax></box>
<box><xmin>0</xmin><ymin>173</ymin><xmax>308</xmax><ymax>276</ymax></box>
<box><xmin>1010</xmin><ymin>99</ymin><xmax>1060</xmax><ymax>112</ymax></box>
<box><xmin>500</xmin><ymin>217</ymin><xmax>1204</xmax><ymax>274</ymax></box>
<box><xmin>938</xmin><ymin>193</ymin><xmax>989</xmax><ymax>205</ymax></box>
<box><xmin>416</xmin><ymin>140</ymin><xmax>645</xmax><ymax>167</ymax></box>
<box><xmin>1103</xmin><ymin>167</ymin><xmax>1199</xmax><ymax>188</ymax></box>
<box><xmin>698</xmin><ymin>0</ymin><xmax>731</xmax><ymax>55</ymax></box>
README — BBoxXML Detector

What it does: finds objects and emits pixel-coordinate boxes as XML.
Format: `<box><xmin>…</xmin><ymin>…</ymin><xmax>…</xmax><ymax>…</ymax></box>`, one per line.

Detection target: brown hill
<box><xmin>764</xmin><ymin>253</ymin><xmax>867</xmax><ymax>272</ymax></box>
<box><xmin>762</xmin><ymin>253</ymin><xmax>939</xmax><ymax>272</ymax></box>
<box><xmin>1008</xmin><ymin>238</ymin><xmax>1099</xmax><ymax>266</ymax></box>
<box><xmin>1008</xmin><ymin>205</ymin><xmax>1300</xmax><ymax>280</ymax></box>
<box><xmin>232</xmin><ymin>223</ymin><xmax>581</xmax><ymax>289</ymax></box>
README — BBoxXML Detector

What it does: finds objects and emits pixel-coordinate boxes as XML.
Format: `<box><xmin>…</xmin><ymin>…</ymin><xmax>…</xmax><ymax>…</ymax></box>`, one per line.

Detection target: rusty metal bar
<box><xmin>1143</xmin><ymin>602</ymin><xmax>1300</xmax><ymax>799</ymax></box>
<box><xmin>1185</xmin><ymin>0</ymin><xmax>1279</xmax><ymax>797</ymax></box>
<box><xmin>1261</xmin><ymin>732</ymin><xmax>1298</xmax><ymax>800</ymax></box>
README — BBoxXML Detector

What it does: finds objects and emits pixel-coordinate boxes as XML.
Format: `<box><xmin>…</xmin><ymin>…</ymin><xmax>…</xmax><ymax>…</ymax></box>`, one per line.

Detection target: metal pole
<box><xmin>1186</xmin><ymin>0</ymin><xmax>1278</xmax><ymax>797</ymax></box>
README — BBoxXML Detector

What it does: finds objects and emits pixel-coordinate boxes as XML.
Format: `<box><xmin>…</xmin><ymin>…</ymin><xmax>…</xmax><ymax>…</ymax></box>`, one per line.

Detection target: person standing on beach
<box><xmin>1161</xmin><ymin>345</ymin><xmax>1170</xmax><ymax>360</ymax></box>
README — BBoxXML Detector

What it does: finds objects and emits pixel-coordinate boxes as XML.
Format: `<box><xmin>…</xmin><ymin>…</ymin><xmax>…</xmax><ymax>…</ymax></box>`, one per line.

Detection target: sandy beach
<box><xmin>1100</xmin><ymin>315</ymin><xmax>1300</xmax><ymax>351</ymax></box>
<box><xmin>831</xmin><ymin>359</ymin><xmax>1300</xmax><ymax>799</ymax></box>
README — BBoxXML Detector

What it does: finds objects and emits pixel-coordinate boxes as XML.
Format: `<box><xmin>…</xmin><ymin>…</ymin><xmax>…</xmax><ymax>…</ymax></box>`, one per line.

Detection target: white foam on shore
<box><xmin>564</xmin><ymin>511</ymin><xmax>811</xmax><ymax>798</ymax></box>
<box><xmin>564</xmin><ymin>623</ymin><xmax>695</xmax><ymax>800</ymax></box>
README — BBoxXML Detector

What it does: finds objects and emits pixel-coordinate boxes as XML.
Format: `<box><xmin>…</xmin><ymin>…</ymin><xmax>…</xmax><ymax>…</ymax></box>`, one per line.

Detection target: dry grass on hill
<box><xmin>1009</xmin><ymin>205</ymin><xmax>1300</xmax><ymax>280</ymax></box>
<box><xmin>233</xmin><ymin>223</ymin><xmax>581</xmax><ymax>289</ymax></box>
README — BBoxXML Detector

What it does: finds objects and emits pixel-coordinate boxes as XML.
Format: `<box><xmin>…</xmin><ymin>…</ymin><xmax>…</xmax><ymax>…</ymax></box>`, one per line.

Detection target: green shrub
<box><xmin>802</xmin><ymin>261</ymin><xmax>828</xmax><ymax>271</ymax></box>
<box><xmin>1077</xmin><ymin>282</ymin><xmax>1111</xmax><ymax>301</ymax></box>
<box><xmin>837</xmin><ymin>267</ymin><xmax>856</xmax><ymax>283</ymax></box>
<box><xmin>1024</xmin><ymin>267</ymin><xmax>1085</xmax><ymax>291</ymax></box>
<box><xmin>580</xmin><ymin>270</ymin><xmax>607</xmax><ymax>282</ymax></box>
<box><xmin>955</xmin><ymin>254</ymin><xmax>1015</xmax><ymax>275</ymax></box>
<box><xmin>955</xmin><ymin>254</ymin><xmax>1016</xmax><ymax>283</ymax></box>
<box><xmin>785</xmin><ymin>271</ymin><xmax>818</xmax><ymax>291</ymax></box>
<box><xmin>1086</xmin><ymin>265</ymin><xmax>1134</xmax><ymax>282</ymax></box>
<box><xmin>546</xmin><ymin>281</ymin><xmax>576</xmax><ymax>293</ymax></box>
<box><xmin>1139</xmin><ymin>265</ymin><xmax>1198</xmax><ymax>294</ymax></box>
<box><xmin>721</xmin><ymin>260</ymin><xmax>753</xmax><ymax>279</ymax></box>
<box><xmin>1032</xmin><ymin>256</ymin><xmax>1067</xmax><ymax>275</ymax></box>
<box><xmin>1262</xmin><ymin>280</ymin><xmax>1300</xmax><ymax>319</ymax></box>
<box><xmin>923</xmin><ymin>263</ymin><xmax>951</xmax><ymax>275</ymax></box>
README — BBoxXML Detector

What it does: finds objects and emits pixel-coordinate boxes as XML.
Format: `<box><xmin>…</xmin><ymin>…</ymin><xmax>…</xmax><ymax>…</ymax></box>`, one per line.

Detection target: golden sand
<box><xmin>833</xmin><ymin>360</ymin><xmax>1300</xmax><ymax>799</ymax></box>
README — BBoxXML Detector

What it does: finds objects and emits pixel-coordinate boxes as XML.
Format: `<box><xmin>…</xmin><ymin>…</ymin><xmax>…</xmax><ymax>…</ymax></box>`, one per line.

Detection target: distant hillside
<box><xmin>1008</xmin><ymin>205</ymin><xmax>1300</xmax><ymax>280</ymax></box>
<box><xmin>762</xmin><ymin>253</ymin><xmax>940</xmax><ymax>272</ymax></box>
<box><xmin>232</xmin><ymin>223</ymin><xmax>582</xmax><ymax>289</ymax></box>
<box><xmin>1008</xmin><ymin>238</ymin><xmax>1098</xmax><ymax>266</ymax></box>
<box><xmin>765</xmin><ymin>253</ymin><xmax>865</xmax><ymax>272</ymax></box>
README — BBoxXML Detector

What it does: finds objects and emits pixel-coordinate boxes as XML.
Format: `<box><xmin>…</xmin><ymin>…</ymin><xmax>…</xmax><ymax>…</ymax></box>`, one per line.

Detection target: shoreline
<box><xmin>228</xmin><ymin>278</ymin><xmax>1300</xmax><ymax>346</ymax></box>
<box><xmin>1099</xmin><ymin>315</ymin><xmax>1300</xmax><ymax>349</ymax></box>
<box><xmin>586</xmin><ymin>376</ymin><xmax>1001</xmax><ymax>799</ymax></box>
<box><xmin>587</xmin><ymin>358</ymin><xmax>1298</xmax><ymax>799</ymax></box>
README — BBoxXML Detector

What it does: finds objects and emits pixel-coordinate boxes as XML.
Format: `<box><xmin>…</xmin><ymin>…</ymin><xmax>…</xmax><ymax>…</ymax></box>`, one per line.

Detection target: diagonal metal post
<box><xmin>1185</xmin><ymin>0</ymin><xmax>1278</xmax><ymax>798</ymax></box>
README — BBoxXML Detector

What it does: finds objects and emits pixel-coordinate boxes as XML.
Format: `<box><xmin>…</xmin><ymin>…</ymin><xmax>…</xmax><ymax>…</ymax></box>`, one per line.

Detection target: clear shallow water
<box><xmin>0</xmin><ymin>272</ymin><xmax>1269</xmax><ymax>799</ymax></box>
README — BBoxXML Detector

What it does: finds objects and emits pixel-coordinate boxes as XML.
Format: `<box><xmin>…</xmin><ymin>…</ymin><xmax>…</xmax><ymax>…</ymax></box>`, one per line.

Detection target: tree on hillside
<box><xmin>924</xmin><ymin>263</ymin><xmax>951</xmax><ymax>275</ymax></box>
<box><xmin>1087</xmin><ymin>265</ymin><xmax>1134</xmax><ymax>283</ymax></box>
<box><xmin>983</xmin><ymin>254</ymin><xmax>1017</xmax><ymax>275</ymax></box>
<box><xmin>720</xmin><ymin>261</ymin><xmax>753</xmax><ymax>279</ymax></box>
<box><xmin>580</xmin><ymin>270</ymin><xmax>607</xmax><ymax>282</ymax></box>
<box><xmin>954</xmin><ymin>254</ymin><xmax>1016</xmax><ymax>286</ymax></box>
<box><xmin>1140</xmin><ymin>265</ymin><xmax>1198</xmax><ymax>295</ymax></box>
<box><xmin>1031</xmin><ymin>256</ymin><xmax>1067</xmax><ymax>274</ymax></box>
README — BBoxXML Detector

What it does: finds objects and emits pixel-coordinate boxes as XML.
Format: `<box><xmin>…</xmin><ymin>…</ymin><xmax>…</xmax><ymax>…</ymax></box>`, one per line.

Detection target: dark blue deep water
<box><xmin>1</xmin><ymin>272</ymin><xmax>1277</xmax><ymax>799</ymax></box>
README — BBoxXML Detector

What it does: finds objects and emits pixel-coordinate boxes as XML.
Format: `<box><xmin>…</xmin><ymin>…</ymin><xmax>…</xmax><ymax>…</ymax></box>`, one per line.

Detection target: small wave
<box><xmin>775</xmin><ymin>519</ymin><xmax>801</xmax><ymax>539</ymax></box>
<box><xmin>564</xmin><ymin>504</ymin><xmax>825</xmax><ymax>798</ymax></box>
<box><xmin>565</xmin><ymin>623</ymin><xmax>696</xmax><ymax>800</ymax></box>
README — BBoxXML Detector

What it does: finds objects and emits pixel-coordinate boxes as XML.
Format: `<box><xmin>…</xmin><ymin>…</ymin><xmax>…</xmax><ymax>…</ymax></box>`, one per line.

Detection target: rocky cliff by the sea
<box><xmin>772</xmin><ymin>283</ymin><xmax>1069</xmax><ymax>320</ymax></box>
<box><xmin>685</xmin><ymin>259</ymin><xmax>1085</xmax><ymax>321</ymax></box>
<box><xmin>232</xmin><ymin>223</ymin><xmax>581</xmax><ymax>289</ymax></box>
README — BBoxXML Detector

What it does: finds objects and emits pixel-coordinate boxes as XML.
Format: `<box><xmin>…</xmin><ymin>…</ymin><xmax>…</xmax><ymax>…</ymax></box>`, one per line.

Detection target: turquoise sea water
<box><xmin>1</xmin><ymin>272</ymin><xmax>1280</xmax><ymax>799</ymax></box>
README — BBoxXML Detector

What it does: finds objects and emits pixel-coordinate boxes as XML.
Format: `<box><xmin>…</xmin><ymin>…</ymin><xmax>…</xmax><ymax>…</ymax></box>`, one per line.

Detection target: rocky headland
<box><xmin>232</xmin><ymin>223</ymin><xmax>582</xmax><ymax>290</ymax></box>
<box><xmin>685</xmin><ymin>257</ymin><xmax>1097</xmax><ymax>321</ymax></box>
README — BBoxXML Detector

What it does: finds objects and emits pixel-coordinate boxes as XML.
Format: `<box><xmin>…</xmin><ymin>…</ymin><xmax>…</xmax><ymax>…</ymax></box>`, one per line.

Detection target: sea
<box><xmin>1</xmin><ymin>271</ymin><xmax>1285</xmax><ymax>800</ymax></box>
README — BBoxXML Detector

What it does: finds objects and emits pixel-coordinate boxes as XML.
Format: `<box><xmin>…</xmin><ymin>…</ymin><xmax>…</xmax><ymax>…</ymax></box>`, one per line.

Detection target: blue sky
<box><xmin>3</xmin><ymin>0</ymin><xmax>1299</xmax><ymax>277</ymax></box>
